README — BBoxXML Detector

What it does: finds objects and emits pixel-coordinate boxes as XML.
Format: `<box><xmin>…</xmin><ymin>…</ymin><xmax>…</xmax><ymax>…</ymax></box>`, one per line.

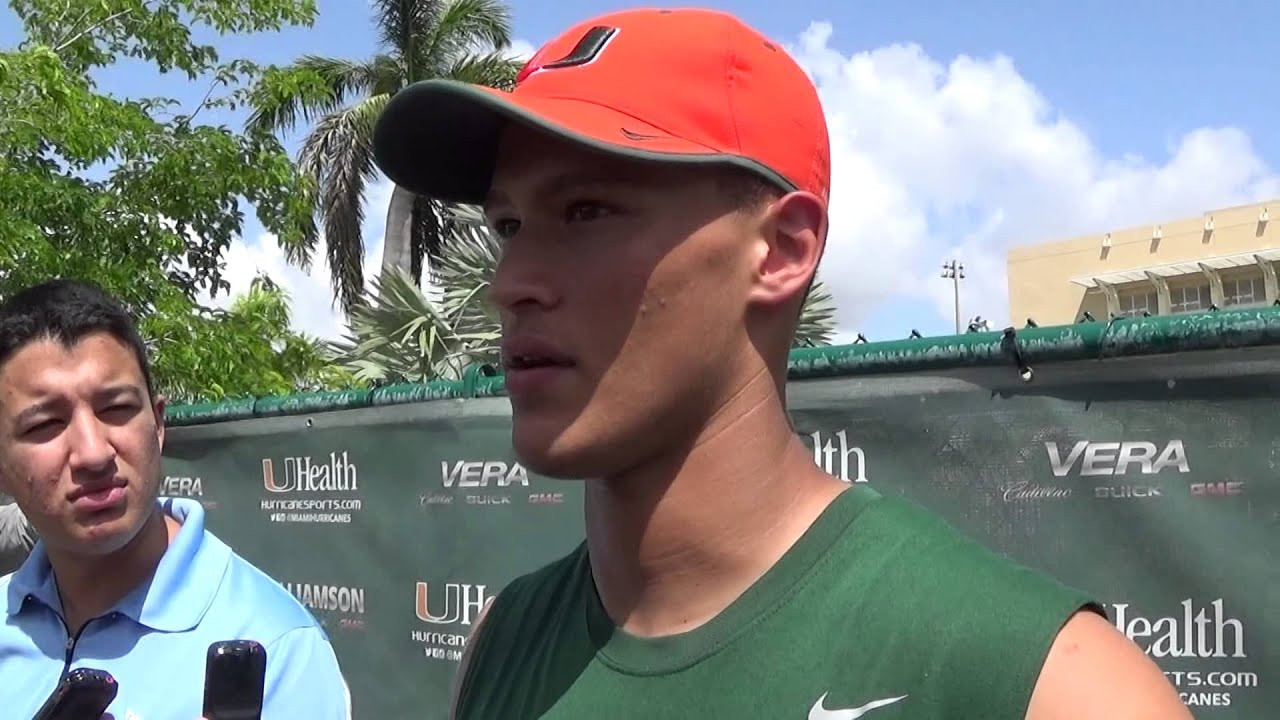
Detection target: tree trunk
<box><xmin>380</xmin><ymin>184</ymin><xmax>415</xmax><ymax>279</ymax></box>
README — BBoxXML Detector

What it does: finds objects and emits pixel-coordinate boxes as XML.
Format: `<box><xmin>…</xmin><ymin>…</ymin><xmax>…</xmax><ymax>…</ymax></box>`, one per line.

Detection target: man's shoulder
<box><xmin>204</xmin><ymin>536</ymin><xmax>328</xmax><ymax>642</ymax></box>
<box><xmin>526</xmin><ymin>540</ymin><xmax>589</xmax><ymax>580</ymax></box>
<box><xmin>469</xmin><ymin>541</ymin><xmax>588</xmax><ymax>645</ymax></box>
<box><xmin>818</xmin><ymin>490</ymin><xmax>1105</xmax><ymax>718</ymax></box>
<box><xmin>493</xmin><ymin>542</ymin><xmax>588</xmax><ymax>607</ymax></box>
<box><xmin>854</xmin><ymin>491</ymin><xmax>1090</xmax><ymax>596</ymax></box>
<box><xmin>451</xmin><ymin>544</ymin><xmax>589</xmax><ymax>719</ymax></box>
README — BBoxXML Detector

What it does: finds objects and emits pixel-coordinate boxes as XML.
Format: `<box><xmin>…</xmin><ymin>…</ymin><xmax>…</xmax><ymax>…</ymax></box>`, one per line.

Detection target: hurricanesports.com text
<box><xmin>262</xmin><ymin>498</ymin><xmax>361</xmax><ymax>523</ymax></box>
<box><xmin>1167</xmin><ymin>670</ymin><xmax>1259</xmax><ymax>708</ymax></box>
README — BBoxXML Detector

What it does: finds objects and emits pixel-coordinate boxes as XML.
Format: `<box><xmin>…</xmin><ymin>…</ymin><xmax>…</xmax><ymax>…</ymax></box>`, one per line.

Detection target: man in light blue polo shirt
<box><xmin>0</xmin><ymin>279</ymin><xmax>351</xmax><ymax>718</ymax></box>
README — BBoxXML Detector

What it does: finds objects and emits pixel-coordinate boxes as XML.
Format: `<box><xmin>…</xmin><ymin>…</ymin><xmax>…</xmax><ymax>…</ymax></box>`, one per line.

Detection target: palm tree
<box><xmin>246</xmin><ymin>0</ymin><xmax>523</xmax><ymax>314</ymax></box>
<box><xmin>326</xmin><ymin>209</ymin><xmax>501</xmax><ymax>384</ymax></box>
<box><xmin>328</xmin><ymin>208</ymin><xmax>840</xmax><ymax>384</ymax></box>
<box><xmin>793</xmin><ymin>281</ymin><xmax>837</xmax><ymax>347</ymax></box>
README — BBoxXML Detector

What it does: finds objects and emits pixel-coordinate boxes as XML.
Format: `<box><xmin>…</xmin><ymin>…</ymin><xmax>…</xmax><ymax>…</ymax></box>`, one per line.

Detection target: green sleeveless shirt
<box><xmin>455</xmin><ymin>486</ymin><xmax>1102</xmax><ymax>719</ymax></box>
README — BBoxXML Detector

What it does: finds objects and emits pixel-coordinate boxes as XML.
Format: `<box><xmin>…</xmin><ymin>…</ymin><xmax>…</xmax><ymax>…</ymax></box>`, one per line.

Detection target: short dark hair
<box><xmin>0</xmin><ymin>279</ymin><xmax>155</xmax><ymax>398</ymax></box>
<box><xmin>717</xmin><ymin>167</ymin><xmax>784</xmax><ymax>211</ymax></box>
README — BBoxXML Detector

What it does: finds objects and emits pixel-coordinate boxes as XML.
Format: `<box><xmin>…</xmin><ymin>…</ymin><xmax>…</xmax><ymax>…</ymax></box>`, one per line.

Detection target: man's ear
<box><xmin>748</xmin><ymin>191</ymin><xmax>827</xmax><ymax>308</ymax></box>
<box><xmin>152</xmin><ymin>393</ymin><xmax>167</xmax><ymax>452</ymax></box>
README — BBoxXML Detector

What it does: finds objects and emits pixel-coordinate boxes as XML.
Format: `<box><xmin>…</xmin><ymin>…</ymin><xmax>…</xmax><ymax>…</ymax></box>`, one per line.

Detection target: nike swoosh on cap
<box><xmin>808</xmin><ymin>692</ymin><xmax>908</xmax><ymax>720</ymax></box>
<box><xmin>620</xmin><ymin>127</ymin><xmax>667</xmax><ymax>141</ymax></box>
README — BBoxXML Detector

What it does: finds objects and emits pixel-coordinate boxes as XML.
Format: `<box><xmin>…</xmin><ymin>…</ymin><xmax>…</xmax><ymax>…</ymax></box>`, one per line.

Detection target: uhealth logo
<box><xmin>415</xmin><ymin>581</ymin><xmax>491</xmax><ymax>626</ymax></box>
<box><xmin>412</xmin><ymin>581</ymin><xmax>494</xmax><ymax>662</ymax></box>
<box><xmin>260</xmin><ymin>452</ymin><xmax>362</xmax><ymax>523</ymax></box>
<box><xmin>263</xmin><ymin>452</ymin><xmax>359</xmax><ymax>492</ymax></box>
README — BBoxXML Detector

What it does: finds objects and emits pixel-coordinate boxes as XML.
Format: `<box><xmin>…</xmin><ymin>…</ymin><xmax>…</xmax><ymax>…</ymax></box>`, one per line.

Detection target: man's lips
<box><xmin>501</xmin><ymin>336</ymin><xmax>575</xmax><ymax>372</ymax></box>
<box><xmin>68</xmin><ymin>478</ymin><xmax>127</xmax><ymax>503</ymax></box>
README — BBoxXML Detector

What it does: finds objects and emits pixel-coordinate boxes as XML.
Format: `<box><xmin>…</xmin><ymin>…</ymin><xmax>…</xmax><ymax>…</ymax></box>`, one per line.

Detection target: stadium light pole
<box><xmin>941</xmin><ymin>260</ymin><xmax>964</xmax><ymax>334</ymax></box>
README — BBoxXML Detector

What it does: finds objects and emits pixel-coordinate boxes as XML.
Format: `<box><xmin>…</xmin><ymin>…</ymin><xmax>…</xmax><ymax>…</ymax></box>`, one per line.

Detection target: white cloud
<box><xmin>508</xmin><ymin>38</ymin><xmax>538</xmax><ymax>61</ymax></box>
<box><xmin>787</xmin><ymin>22</ymin><xmax>1279</xmax><ymax>336</ymax></box>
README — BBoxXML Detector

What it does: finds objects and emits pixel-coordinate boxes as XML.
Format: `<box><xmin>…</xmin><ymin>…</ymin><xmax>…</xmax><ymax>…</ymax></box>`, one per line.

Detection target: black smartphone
<box><xmin>31</xmin><ymin>667</ymin><xmax>118</xmax><ymax>720</ymax></box>
<box><xmin>202</xmin><ymin>640</ymin><xmax>268</xmax><ymax>720</ymax></box>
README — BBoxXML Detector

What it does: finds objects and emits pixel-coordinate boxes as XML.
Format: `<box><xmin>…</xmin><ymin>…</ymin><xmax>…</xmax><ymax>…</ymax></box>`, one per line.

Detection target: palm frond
<box><xmin>296</xmin><ymin>93</ymin><xmax>390</xmax><ymax>312</ymax></box>
<box><xmin>431</xmin><ymin>221</ymin><xmax>502</xmax><ymax>337</ymax></box>
<box><xmin>246</xmin><ymin>56</ymin><xmax>386</xmax><ymax>135</ymax></box>
<box><xmin>418</xmin><ymin>0</ymin><xmax>515</xmax><ymax>74</ymax></box>
<box><xmin>329</xmin><ymin>265</ymin><xmax>499</xmax><ymax>383</ymax></box>
<box><xmin>368</xmin><ymin>54</ymin><xmax>407</xmax><ymax>96</ymax></box>
<box><xmin>794</xmin><ymin>279</ymin><xmax>838</xmax><ymax>348</ymax></box>
<box><xmin>446</xmin><ymin>203</ymin><xmax>488</xmax><ymax>225</ymax></box>
<box><xmin>371</xmin><ymin>0</ymin><xmax>424</xmax><ymax>58</ymax></box>
<box><xmin>443</xmin><ymin>51</ymin><xmax>522</xmax><ymax>90</ymax></box>
<box><xmin>410</xmin><ymin>193</ymin><xmax>442</xmax><ymax>279</ymax></box>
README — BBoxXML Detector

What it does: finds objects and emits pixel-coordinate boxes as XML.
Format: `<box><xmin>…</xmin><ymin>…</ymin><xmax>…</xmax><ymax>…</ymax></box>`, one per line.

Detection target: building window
<box><xmin>1223</xmin><ymin>276</ymin><xmax>1266</xmax><ymax>307</ymax></box>
<box><xmin>1169</xmin><ymin>284</ymin><xmax>1210</xmax><ymax>313</ymax></box>
<box><xmin>1117</xmin><ymin>290</ymin><xmax>1156</xmax><ymax>317</ymax></box>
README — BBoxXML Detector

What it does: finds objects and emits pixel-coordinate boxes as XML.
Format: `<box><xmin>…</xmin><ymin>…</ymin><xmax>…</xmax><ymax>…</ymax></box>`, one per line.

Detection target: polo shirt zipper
<box><xmin>56</xmin><ymin>614</ymin><xmax>94</xmax><ymax>677</ymax></box>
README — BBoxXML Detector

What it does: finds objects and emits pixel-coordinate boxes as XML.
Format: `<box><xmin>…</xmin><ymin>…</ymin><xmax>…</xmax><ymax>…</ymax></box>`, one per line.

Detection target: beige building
<box><xmin>1007</xmin><ymin>199</ymin><xmax>1280</xmax><ymax>326</ymax></box>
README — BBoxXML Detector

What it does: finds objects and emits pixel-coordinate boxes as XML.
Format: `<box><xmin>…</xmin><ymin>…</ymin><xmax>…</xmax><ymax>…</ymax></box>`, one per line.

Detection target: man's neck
<box><xmin>48</xmin><ymin>507</ymin><xmax>178</xmax><ymax>632</ymax></box>
<box><xmin>585</xmin><ymin>369</ymin><xmax>847</xmax><ymax>639</ymax></box>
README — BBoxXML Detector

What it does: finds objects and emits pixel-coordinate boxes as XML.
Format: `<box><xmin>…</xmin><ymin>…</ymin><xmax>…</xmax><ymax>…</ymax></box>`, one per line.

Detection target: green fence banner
<box><xmin>160</xmin><ymin>311</ymin><xmax>1280</xmax><ymax>719</ymax></box>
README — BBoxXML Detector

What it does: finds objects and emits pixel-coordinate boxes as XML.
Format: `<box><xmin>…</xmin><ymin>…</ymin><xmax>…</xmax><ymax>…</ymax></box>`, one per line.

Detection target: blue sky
<box><xmin>5</xmin><ymin>0</ymin><xmax>1279</xmax><ymax>341</ymax></box>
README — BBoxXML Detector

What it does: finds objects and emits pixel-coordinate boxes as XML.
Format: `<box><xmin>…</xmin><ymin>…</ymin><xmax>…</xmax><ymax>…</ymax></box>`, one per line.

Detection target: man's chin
<box><xmin>512</xmin><ymin>432</ymin><xmax>602</xmax><ymax>480</ymax></box>
<box><xmin>74</xmin><ymin>530</ymin><xmax>137</xmax><ymax>557</ymax></box>
<box><xmin>512</xmin><ymin>415</ymin><xmax>627</xmax><ymax>476</ymax></box>
<box><xmin>513</xmin><ymin>451</ymin><xmax>591</xmax><ymax>480</ymax></box>
<box><xmin>70</xmin><ymin>510</ymin><xmax>150</xmax><ymax>556</ymax></box>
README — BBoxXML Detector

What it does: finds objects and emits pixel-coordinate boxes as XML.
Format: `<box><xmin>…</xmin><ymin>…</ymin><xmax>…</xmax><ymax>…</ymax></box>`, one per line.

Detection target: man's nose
<box><xmin>487</xmin><ymin>239</ymin><xmax>561</xmax><ymax>315</ymax></box>
<box><xmin>67</xmin><ymin>411</ymin><xmax>117</xmax><ymax>472</ymax></box>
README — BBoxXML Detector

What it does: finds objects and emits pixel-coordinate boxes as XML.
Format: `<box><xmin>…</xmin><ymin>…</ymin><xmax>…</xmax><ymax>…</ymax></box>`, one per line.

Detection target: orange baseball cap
<box><xmin>372</xmin><ymin>7</ymin><xmax>830</xmax><ymax>206</ymax></box>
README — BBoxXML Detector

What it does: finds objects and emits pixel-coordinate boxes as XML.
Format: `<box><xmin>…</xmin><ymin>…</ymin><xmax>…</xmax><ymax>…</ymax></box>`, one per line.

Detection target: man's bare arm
<box><xmin>1025</xmin><ymin>610</ymin><xmax>1192</xmax><ymax>720</ymax></box>
<box><xmin>448</xmin><ymin>597</ymin><xmax>494</xmax><ymax>720</ymax></box>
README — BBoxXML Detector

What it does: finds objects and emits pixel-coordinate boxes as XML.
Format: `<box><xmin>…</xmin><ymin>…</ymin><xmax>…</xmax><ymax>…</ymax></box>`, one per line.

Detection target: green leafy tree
<box><xmin>246</xmin><ymin>0</ymin><xmax>524</xmax><ymax>314</ymax></box>
<box><xmin>147</xmin><ymin>278</ymin><xmax>357</xmax><ymax>404</ymax></box>
<box><xmin>1</xmin><ymin>0</ymin><xmax>349</xmax><ymax>402</ymax></box>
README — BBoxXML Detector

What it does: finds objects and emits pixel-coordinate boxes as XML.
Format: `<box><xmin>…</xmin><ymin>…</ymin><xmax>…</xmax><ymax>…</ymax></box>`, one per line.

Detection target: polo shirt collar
<box><xmin>5</xmin><ymin>498</ymin><xmax>230</xmax><ymax>632</ymax></box>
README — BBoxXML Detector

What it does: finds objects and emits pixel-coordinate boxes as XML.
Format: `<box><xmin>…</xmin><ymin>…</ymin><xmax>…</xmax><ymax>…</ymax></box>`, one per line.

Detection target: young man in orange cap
<box><xmin>373</xmin><ymin>8</ymin><xmax>1189</xmax><ymax>719</ymax></box>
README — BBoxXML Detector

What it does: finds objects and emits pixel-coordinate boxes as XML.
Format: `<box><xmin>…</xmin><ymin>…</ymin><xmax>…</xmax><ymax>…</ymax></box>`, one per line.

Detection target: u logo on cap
<box><xmin>516</xmin><ymin>26</ymin><xmax>618</xmax><ymax>84</ymax></box>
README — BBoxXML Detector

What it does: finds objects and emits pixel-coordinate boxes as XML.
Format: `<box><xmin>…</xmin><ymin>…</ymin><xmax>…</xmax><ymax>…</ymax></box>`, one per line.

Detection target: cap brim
<box><xmin>372</xmin><ymin>80</ymin><xmax>796</xmax><ymax>205</ymax></box>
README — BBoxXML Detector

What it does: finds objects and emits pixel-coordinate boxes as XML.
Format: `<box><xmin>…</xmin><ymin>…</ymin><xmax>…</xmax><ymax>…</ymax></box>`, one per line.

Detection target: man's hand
<box><xmin>1026</xmin><ymin>610</ymin><xmax>1192</xmax><ymax>720</ymax></box>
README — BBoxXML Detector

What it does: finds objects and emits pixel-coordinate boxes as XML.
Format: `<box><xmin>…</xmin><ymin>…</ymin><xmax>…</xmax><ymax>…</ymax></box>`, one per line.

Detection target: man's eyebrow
<box><xmin>95</xmin><ymin>384</ymin><xmax>143</xmax><ymax>404</ymax></box>
<box><xmin>13</xmin><ymin>399</ymin><xmax>58</xmax><ymax>428</ymax></box>
<box><xmin>11</xmin><ymin>385</ymin><xmax>142</xmax><ymax>428</ymax></box>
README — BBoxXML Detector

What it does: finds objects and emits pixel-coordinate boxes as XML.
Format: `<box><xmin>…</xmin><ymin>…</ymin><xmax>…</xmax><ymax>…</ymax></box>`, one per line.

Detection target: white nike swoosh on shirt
<box><xmin>808</xmin><ymin>692</ymin><xmax>908</xmax><ymax>720</ymax></box>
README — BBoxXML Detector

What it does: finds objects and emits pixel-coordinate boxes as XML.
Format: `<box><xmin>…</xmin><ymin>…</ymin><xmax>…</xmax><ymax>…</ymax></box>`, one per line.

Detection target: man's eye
<box><xmin>22</xmin><ymin>419</ymin><xmax>61</xmax><ymax>436</ymax></box>
<box><xmin>490</xmin><ymin>218</ymin><xmax>520</xmax><ymax>239</ymax></box>
<box><xmin>565</xmin><ymin>201</ymin><xmax>612</xmax><ymax>223</ymax></box>
<box><xmin>101</xmin><ymin>404</ymin><xmax>137</xmax><ymax>419</ymax></box>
